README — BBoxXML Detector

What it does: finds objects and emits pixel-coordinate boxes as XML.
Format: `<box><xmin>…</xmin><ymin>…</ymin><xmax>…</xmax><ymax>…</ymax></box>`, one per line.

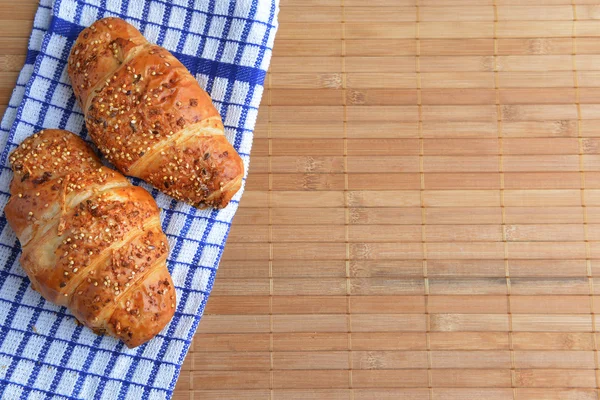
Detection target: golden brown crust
<box><xmin>69</xmin><ymin>222</ymin><xmax>168</xmax><ymax>332</ymax></box>
<box><xmin>107</xmin><ymin>266</ymin><xmax>175</xmax><ymax>347</ymax></box>
<box><xmin>69</xmin><ymin>17</ymin><xmax>244</xmax><ymax>209</ymax></box>
<box><xmin>5</xmin><ymin>129</ymin><xmax>175</xmax><ymax>348</ymax></box>
<box><xmin>5</xmin><ymin>165</ymin><xmax>130</xmax><ymax>246</ymax></box>
<box><xmin>68</xmin><ymin>18</ymin><xmax>147</xmax><ymax>108</ymax></box>
<box><xmin>135</xmin><ymin>124</ymin><xmax>243</xmax><ymax>208</ymax></box>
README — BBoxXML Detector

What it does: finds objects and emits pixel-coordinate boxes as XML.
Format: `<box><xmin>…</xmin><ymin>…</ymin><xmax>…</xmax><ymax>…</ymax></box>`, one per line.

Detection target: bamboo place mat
<box><xmin>4</xmin><ymin>1</ymin><xmax>600</xmax><ymax>399</ymax></box>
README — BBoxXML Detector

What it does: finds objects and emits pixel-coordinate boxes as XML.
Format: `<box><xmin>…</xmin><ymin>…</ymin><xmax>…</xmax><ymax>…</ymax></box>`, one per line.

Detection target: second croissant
<box><xmin>68</xmin><ymin>17</ymin><xmax>244</xmax><ymax>209</ymax></box>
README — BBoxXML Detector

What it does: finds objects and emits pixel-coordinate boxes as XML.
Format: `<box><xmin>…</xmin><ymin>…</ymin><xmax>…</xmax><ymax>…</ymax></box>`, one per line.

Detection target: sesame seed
<box><xmin>28</xmin><ymin>212</ymin><xmax>33</xmax><ymax>216</ymax></box>
<box><xmin>64</xmin><ymin>272</ymin><xmax>69</xmax><ymax>276</ymax></box>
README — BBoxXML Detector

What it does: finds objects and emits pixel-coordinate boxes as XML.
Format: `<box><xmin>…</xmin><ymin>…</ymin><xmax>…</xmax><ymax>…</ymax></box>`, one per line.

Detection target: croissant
<box><xmin>5</xmin><ymin>129</ymin><xmax>175</xmax><ymax>348</ymax></box>
<box><xmin>67</xmin><ymin>17</ymin><xmax>244</xmax><ymax>209</ymax></box>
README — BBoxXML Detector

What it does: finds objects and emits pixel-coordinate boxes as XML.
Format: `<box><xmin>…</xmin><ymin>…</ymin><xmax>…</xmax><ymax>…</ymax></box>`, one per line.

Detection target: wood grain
<box><xmin>4</xmin><ymin>0</ymin><xmax>600</xmax><ymax>398</ymax></box>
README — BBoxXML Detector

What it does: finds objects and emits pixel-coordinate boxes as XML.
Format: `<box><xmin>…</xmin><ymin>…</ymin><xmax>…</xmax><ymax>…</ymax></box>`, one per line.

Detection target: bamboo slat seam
<box><xmin>268</xmin><ymin>70</ymin><xmax>274</xmax><ymax>400</ymax></box>
<box><xmin>416</xmin><ymin>3</ymin><xmax>434</xmax><ymax>400</ymax></box>
<box><xmin>571</xmin><ymin>2</ymin><xmax>600</xmax><ymax>394</ymax></box>
<box><xmin>493</xmin><ymin>2</ymin><xmax>517</xmax><ymax>397</ymax></box>
<box><xmin>340</xmin><ymin>2</ymin><xmax>355</xmax><ymax>398</ymax></box>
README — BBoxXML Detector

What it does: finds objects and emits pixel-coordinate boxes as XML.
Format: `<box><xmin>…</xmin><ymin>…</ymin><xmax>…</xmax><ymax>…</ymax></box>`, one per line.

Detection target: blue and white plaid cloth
<box><xmin>0</xmin><ymin>0</ymin><xmax>278</xmax><ymax>398</ymax></box>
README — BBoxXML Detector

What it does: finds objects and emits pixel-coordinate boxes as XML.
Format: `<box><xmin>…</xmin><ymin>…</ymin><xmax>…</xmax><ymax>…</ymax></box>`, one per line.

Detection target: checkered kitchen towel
<box><xmin>0</xmin><ymin>0</ymin><xmax>278</xmax><ymax>398</ymax></box>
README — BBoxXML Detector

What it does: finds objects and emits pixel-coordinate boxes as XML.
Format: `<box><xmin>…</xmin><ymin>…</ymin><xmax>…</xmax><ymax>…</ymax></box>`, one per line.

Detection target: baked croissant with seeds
<box><xmin>5</xmin><ymin>129</ymin><xmax>175</xmax><ymax>348</ymax></box>
<box><xmin>68</xmin><ymin>17</ymin><xmax>244</xmax><ymax>209</ymax></box>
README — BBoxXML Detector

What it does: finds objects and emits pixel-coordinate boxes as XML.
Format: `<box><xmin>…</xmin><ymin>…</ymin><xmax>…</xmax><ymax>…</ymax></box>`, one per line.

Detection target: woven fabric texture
<box><xmin>0</xmin><ymin>0</ymin><xmax>278</xmax><ymax>398</ymax></box>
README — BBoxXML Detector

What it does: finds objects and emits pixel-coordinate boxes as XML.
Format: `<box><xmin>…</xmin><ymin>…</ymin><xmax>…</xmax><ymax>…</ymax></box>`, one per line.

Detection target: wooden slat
<box><xmin>512</xmin><ymin>332</ymin><xmax>594</xmax><ymax>350</ymax></box>
<box><xmin>509</xmin><ymin>260</ymin><xmax>587</xmax><ymax>278</ymax></box>
<box><xmin>353</xmin><ymin>389</ymin><xmax>429</xmax><ymax>400</ymax></box>
<box><xmin>188</xmin><ymin>390</ymin><xmax>269</xmax><ymax>400</ymax></box>
<box><xmin>273</xmin><ymin>333</ymin><xmax>349</xmax><ymax>351</ymax></box>
<box><xmin>516</xmin><ymin>389</ymin><xmax>597</xmax><ymax>400</ymax></box>
<box><xmin>513</xmin><ymin>351</ymin><xmax>596</xmax><ymax>369</ymax></box>
<box><xmin>428</xmin><ymin>295</ymin><xmax>508</xmax><ymax>313</ymax></box>
<box><xmin>191</xmin><ymin>371</ymin><xmax>270</xmax><ymax>390</ymax></box>
<box><xmin>273</xmin><ymin>352</ymin><xmax>350</xmax><ymax>370</ymax></box>
<box><xmin>278</xmin><ymin>7</ymin><xmax>342</xmax><ymax>23</ymax></box>
<box><xmin>429</xmin><ymin>332</ymin><xmax>509</xmax><ymax>350</ymax></box>
<box><xmin>428</xmin><ymin>260</ymin><xmax>506</xmax><ymax>277</ymax></box>
<box><xmin>345</xmin><ymin>7</ymin><xmax>417</xmax><ymax>23</ymax></box>
<box><xmin>351</xmin><ymin>370</ymin><xmax>429</xmax><ymax>388</ymax></box>
<box><xmin>429</xmin><ymin>314</ymin><xmax>509</xmax><ymax>331</ymax></box>
<box><xmin>496</xmin><ymin>6</ymin><xmax>573</xmax><ymax>20</ymax></box>
<box><xmin>431</xmin><ymin>389</ymin><xmax>513</xmax><ymax>400</ymax></box>
<box><xmin>511</xmin><ymin>315</ymin><xmax>593</xmax><ymax>332</ymax></box>
<box><xmin>516</xmin><ymin>369</ymin><xmax>596</xmax><ymax>388</ymax></box>
<box><xmin>191</xmin><ymin>352</ymin><xmax>271</xmax><ymax>371</ymax></box>
<box><xmin>431</xmin><ymin>369</ymin><xmax>511</xmax><ymax>387</ymax></box>
<box><xmin>272</xmin><ymin>370</ymin><xmax>350</xmax><ymax>389</ymax></box>
<box><xmin>420</xmin><ymin>6</ymin><xmax>494</xmax><ymax>21</ymax></box>
<box><xmin>430</xmin><ymin>351</ymin><xmax>512</xmax><ymax>368</ymax></box>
